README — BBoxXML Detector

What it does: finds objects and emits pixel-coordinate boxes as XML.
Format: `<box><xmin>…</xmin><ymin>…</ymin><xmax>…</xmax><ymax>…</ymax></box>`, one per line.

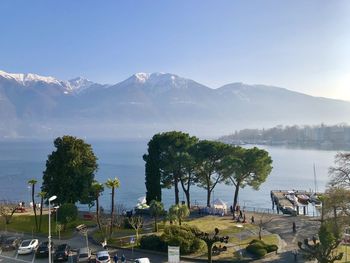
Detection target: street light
<box><xmin>236</xmin><ymin>224</ymin><xmax>244</xmax><ymax>258</ymax></box>
<box><xmin>54</xmin><ymin>205</ymin><xmax>60</xmax><ymax>233</ymax></box>
<box><xmin>48</xmin><ymin>195</ymin><xmax>57</xmax><ymax>263</ymax></box>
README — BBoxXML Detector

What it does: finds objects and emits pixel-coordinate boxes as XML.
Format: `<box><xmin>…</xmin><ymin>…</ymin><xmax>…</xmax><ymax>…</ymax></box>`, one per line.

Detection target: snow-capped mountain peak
<box><xmin>0</xmin><ymin>70</ymin><xmax>62</xmax><ymax>85</ymax></box>
<box><xmin>134</xmin><ymin>72</ymin><xmax>150</xmax><ymax>83</ymax></box>
<box><xmin>68</xmin><ymin>77</ymin><xmax>95</xmax><ymax>93</ymax></box>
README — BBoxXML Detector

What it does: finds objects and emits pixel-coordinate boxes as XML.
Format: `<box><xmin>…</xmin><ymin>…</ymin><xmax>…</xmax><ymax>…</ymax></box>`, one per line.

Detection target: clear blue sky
<box><xmin>1</xmin><ymin>0</ymin><xmax>349</xmax><ymax>100</ymax></box>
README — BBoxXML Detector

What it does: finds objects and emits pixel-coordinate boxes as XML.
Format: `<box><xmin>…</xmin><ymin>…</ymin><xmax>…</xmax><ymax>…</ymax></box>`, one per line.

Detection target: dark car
<box><xmin>54</xmin><ymin>244</ymin><xmax>70</xmax><ymax>262</ymax></box>
<box><xmin>36</xmin><ymin>241</ymin><xmax>55</xmax><ymax>258</ymax></box>
<box><xmin>1</xmin><ymin>237</ymin><xmax>22</xmax><ymax>251</ymax></box>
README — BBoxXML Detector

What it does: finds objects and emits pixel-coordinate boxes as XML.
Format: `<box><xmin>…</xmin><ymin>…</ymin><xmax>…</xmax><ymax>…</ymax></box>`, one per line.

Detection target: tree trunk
<box><xmin>185</xmin><ymin>191</ymin><xmax>191</xmax><ymax>209</ymax></box>
<box><xmin>110</xmin><ymin>188</ymin><xmax>115</xmax><ymax>237</ymax></box>
<box><xmin>174</xmin><ymin>177</ymin><xmax>179</xmax><ymax>205</ymax></box>
<box><xmin>207</xmin><ymin>243</ymin><xmax>213</xmax><ymax>263</ymax></box>
<box><xmin>96</xmin><ymin>197</ymin><xmax>102</xmax><ymax>231</ymax></box>
<box><xmin>154</xmin><ymin>217</ymin><xmax>158</xmax><ymax>232</ymax></box>
<box><xmin>233</xmin><ymin>182</ymin><xmax>241</xmax><ymax>212</ymax></box>
<box><xmin>207</xmin><ymin>189</ymin><xmax>211</xmax><ymax>207</ymax></box>
<box><xmin>39</xmin><ymin>196</ymin><xmax>43</xmax><ymax>231</ymax></box>
<box><xmin>31</xmin><ymin>184</ymin><xmax>38</xmax><ymax>231</ymax></box>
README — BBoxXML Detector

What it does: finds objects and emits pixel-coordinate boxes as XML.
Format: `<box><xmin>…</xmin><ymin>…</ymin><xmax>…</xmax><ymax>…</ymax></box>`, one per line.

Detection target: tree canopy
<box><xmin>42</xmin><ymin>135</ymin><xmax>98</xmax><ymax>205</ymax></box>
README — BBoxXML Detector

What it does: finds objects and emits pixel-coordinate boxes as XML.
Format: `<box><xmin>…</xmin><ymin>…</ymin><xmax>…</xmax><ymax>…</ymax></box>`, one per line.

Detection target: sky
<box><xmin>0</xmin><ymin>0</ymin><xmax>349</xmax><ymax>100</ymax></box>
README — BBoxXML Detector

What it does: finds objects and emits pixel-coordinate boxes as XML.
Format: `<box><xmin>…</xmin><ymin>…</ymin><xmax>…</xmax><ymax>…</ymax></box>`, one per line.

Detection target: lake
<box><xmin>0</xmin><ymin>139</ymin><xmax>341</xmax><ymax>212</ymax></box>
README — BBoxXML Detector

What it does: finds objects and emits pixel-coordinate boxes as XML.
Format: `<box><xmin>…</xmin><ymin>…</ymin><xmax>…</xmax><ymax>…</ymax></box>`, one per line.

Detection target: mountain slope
<box><xmin>0</xmin><ymin>69</ymin><xmax>349</xmax><ymax>138</ymax></box>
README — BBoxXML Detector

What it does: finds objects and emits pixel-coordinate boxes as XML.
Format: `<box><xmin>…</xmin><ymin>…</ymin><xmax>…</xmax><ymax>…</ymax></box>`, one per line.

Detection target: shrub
<box><xmin>139</xmin><ymin>234</ymin><xmax>166</xmax><ymax>251</ymax></box>
<box><xmin>246</xmin><ymin>239</ymin><xmax>278</xmax><ymax>258</ymax></box>
<box><xmin>161</xmin><ymin>225</ymin><xmax>203</xmax><ymax>255</ymax></box>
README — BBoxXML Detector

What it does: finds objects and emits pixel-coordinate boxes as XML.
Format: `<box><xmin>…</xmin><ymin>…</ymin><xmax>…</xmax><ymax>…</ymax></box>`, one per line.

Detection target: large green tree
<box><xmin>42</xmin><ymin>135</ymin><xmax>98</xmax><ymax>205</ymax></box>
<box><xmin>144</xmin><ymin>131</ymin><xmax>198</xmax><ymax>206</ymax></box>
<box><xmin>192</xmin><ymin>140</ymin><xmax>231</xmax><ymax>207</ymax></box>
<box><xmin>222</xmin><ymin>146</ymin><xmax>273</xmax><ymax>211</ymax></box>
<box><xmin>168</xmin><ymin>204</ymin><xmax>190</xmax><ymax>226</ymax></box>
<box><xmin>143</xmin><ymin>134</ymin><xmax>162</xmax><ymax>204</ymax></box>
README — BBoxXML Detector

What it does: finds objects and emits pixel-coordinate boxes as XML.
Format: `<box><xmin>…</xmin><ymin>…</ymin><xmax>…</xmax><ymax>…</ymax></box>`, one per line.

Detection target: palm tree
<box><xmin>37</xmin><ymin>191</ymin><xmax>46</xmax><ymax>232</ymax></box>
<box><xmin>91</xmin><ymin>181</ymin><xmax>104</xmax><ymax>231</ymax></box>
<box><xmin>149</xmin><ymin>200</ymin><xmax>164</xmax><ymax>232</ymax></box>
<box><xmin>28</xmin><ymin>179</ymin><xmax>38</xmax><ymax>231</ymax></box>
<box><xmin>168</xmin><ymin>204</ymin><xmax>190</xmax><ymax>225</ymax></box>
<box><xmin>105</xmin><ymin>177</ymin><xmax>120</xmax><ymax>237</ymax></box>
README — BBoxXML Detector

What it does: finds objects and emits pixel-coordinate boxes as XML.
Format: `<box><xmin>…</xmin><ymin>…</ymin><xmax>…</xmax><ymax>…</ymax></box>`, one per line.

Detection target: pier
<box><xmin>270</xmin><ymin>190</ymin><xmax>321</xmax><ymax>216</ymax></box>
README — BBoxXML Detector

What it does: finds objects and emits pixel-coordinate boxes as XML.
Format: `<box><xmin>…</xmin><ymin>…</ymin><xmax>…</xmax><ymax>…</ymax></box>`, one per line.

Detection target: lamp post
<box><xmin>54</xmin><ymin>205</ymin><xmax>60</xmax><ymax>233</ymax></box>
<box><xmin>48</xmin><ymin>195</ymin><xmax>57</xmax><ymax>263</ymax></box>
<box><xmin>236</xmin><ymin>224</ymin><xmax>244</xmax><ymax>258</ymax></box>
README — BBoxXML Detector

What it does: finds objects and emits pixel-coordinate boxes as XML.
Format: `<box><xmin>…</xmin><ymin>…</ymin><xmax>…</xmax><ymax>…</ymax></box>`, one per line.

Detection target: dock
<box><xmin>270</xmin><ymin>190</ymin><xmax>321</xmax><ymax>216</ymax></box>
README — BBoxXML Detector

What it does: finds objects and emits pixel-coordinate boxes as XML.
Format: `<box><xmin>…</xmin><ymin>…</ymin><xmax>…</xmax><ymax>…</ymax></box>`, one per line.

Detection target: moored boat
<box><xmin>297</xmin><ymin>194</ymin><xmax>309</xmax><ymax>205</ymax></box>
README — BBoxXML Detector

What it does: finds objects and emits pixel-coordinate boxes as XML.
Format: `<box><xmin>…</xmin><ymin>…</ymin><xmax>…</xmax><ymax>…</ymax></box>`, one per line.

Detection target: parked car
<box><xmin>96</xmin><ymin>250</ymin><xmax>110</xmax><ymax>263</ymax></box>
<box><xmin>54</xmin><ymin>244</ymin><xmax>70</xmax><ymax>262</ymax></box>
<box><xmin>134</xmin><ymin>258</ymin><xmax>151</xmax><ymax>263</ymax></box>
<box><xmin>1</xmin><ymin>237</ymin><xmax>22</xmax><ymax>251</ymax></box>
<box><xmin>36</xmin><ymin>241</ymin><xmax>55</xmax><ymax>258</ymax></box>
<box><xmin>18</xmin><ymin>239</ymin><xmax>39</xmax><ymax>255</ymax></box>
<box><xmin>78</xmin><ymin>247</ymin><xmax>91</xmax><ymax>262</ymax></box>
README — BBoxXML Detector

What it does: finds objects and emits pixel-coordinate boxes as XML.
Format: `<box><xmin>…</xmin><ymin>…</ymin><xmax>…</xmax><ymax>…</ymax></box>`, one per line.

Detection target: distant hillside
<box><xmin>1</xmin><ymin>70</ymin><xmax>350</xmax><ymax>139</ymax></box>
<box><xmin>219</xmin><ymin>124</ymin><xmax>350</xmax><ymax>150</ymax></box>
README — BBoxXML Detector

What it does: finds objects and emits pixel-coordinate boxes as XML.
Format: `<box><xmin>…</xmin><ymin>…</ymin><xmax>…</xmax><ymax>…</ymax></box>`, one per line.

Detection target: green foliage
<box><xmin>57</xmin><ymin>203</ymin><xmax>78</xmax><ymax>227</ymax></box>
<box><xmin>42</xmin><ymin>135</ymin><xmax>98</xmax><ymax>204</ymax></box>
<box><xmin>162</xmin><ymin>225</ymin><xmax>202</xmax><ymax>254</ymax></box>
<box><xmin>246</xmin><ymin>239</ymin><xmax>277</xmax><ymax>258</ymax></box>
<box><xmin>298</xmin><ymin>223</ymin><xmax>343</xmax><ymax>263</ymax></box>
<box><xmin>139</xmin><ymin>234</ymin><xmax>166</xmax><ymax>251</ymax></box>
<box><xmin>168</xmin><ymin>204</ymin><xmax>190</xmax><ymax>225</ymax></box>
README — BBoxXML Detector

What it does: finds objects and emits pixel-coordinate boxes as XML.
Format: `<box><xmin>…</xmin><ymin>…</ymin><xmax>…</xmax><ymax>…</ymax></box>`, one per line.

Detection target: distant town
<box><xmin>219</xmin><ymin>124</ymin><xmax>350</xmax><ymax>150</ymax></box>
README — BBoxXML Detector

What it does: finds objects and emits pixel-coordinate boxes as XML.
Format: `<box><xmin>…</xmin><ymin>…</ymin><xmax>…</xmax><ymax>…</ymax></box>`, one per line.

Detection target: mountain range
<box><xmin>1</xmin><ymin>69</ymin><xmax>349</xmax><ymax>139</ymax></box>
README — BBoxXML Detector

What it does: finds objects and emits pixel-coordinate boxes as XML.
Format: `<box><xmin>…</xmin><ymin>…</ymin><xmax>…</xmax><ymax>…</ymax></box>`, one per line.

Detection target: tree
<box><xmin>149</xmin><ymin>200</ymin><xmax>164</xmax><ymax>232</ymax></box>
<box><xmin>42</xmin><ymin>135</ymin><xmax>98</xmax><ymax>205</ymax></box>
<box><xmin>144</xmin><ymin>131</ymin><xmax>198</xmax><ymax>206</ymax></box>
<box><xmin>90</xmin><ymin>181</ymin><xmax>104</xmax><ymax>231</ymax></box>
<box><xmin>105</xmin><ymin>177</ymin><xmax>120</xmax><ymax>237</ymax></box>
<box><xmin>192</xmin><ymin>227</ymin><xmax>229</xmax><ymax>263</ymax></box>
<box><xmin>298</xmin><ymin>223</ymin><xmax>343</xmax><ymax>263</ymax></box>
<box><xmin>192</xmin><ymin>140</ymin><xmax>231</xmax><ymax>207</ymax></box>
<box><xmin>57</xmin><ymin>203</ymin><xmax>78</xmax><ymax>230</ymax></box>
<box><xmin>143</xmin><ymin>134</ymin><xmax>162</xmax><ymax>204</ymax></box>
<box><xmin>128</xmin><ymin>216</ymin><xmax>143</xmax><ymax>242</ymax></box>
<box><xmin>222</xmin><ymin>146</ymin><xmax>272</xmax><ymax>211</ymax></box>
<box><xmin>168</xmin><ymin>204</ymin><xmax>190</xmax><ymax>226</ymax></box>
<box><xmin>37</xmin><ymin>191</ymin><xmax>47</xmax><ymax>232</ymax></box>
<box><xmin>0</xmin><ymin>201</ymin><xmax>19</xmax><ymax>224</ymax></box>
<box><xmin>329</xmin><ymin>152</ymin><xmax>350</xmax><ymax>187</ymax></box>
<box><xmin>28</xmin><ymin>179</ymin><xmax>38</xmax><ymax>231</ymax></box>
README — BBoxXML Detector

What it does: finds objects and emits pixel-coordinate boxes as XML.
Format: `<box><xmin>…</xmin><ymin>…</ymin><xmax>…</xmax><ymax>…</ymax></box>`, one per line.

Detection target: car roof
<box><xmin>96</xmin><ymin>250</ymin><xmax>109</xmax><ymax>256</ymax></box>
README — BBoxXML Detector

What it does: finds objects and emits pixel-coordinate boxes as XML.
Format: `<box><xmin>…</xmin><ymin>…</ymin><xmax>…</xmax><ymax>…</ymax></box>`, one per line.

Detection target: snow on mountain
<box><xmin>0</xmin><ymin>70</ymin><xmax>63</xmax><ymax>86</ymax></box>
<box><xmin>67</xmin><ymin>77</ymin><xmax>96</xmax><ymax>93</ymax></box>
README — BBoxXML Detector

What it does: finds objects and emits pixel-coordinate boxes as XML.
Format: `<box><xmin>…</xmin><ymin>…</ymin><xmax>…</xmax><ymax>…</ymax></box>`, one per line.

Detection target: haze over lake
<box><xmin>0</xmin><ymin>139</ymin><xmax>337</xmax><ymax>211</ymax></box>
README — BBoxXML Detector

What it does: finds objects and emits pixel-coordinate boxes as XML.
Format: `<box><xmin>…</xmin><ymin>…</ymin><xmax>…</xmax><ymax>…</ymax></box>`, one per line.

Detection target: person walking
<box><xmin>113</xmin><ymin>254</ymin><xmax>119</xmax><ymax>263</ymax></box>
<box><xmin>121</xmin><ymin>254</ymin><xmax>126</xmax><ymax>263</ymax></box>
<box><xmin>292</xmin><ymin>222</ymin><xmax>296</xmax><ymax>233</ymax></box>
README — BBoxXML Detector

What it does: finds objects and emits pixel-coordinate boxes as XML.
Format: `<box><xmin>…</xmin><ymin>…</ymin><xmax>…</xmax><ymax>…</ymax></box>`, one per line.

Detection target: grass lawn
<box><xmin>0</xmin><ymin>213</ymin><xmax>96</xmax><ymax>239</ymax></box>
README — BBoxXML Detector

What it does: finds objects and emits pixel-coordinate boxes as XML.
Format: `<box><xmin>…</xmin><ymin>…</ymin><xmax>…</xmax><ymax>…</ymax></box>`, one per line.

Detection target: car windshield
<box><xmin>80</xmin><ymin>253</ymin><xmax>88</xmax><ymax>257</ymax></box>
<box><xmin>4</xmin><ymin>238</ymin><xmax>15</xmax><ymax>244</ymax></box>
<box><xmin>39</xmin><ymin>242</ymin><xmax>48</xmax><ymax>248</ymax></box>
<box><xmin>98</xmin><ymin>256</ymin><xmax>109</xmax><ymax>260</ymax></box>
<box><xmin>21</xmin><ymin>240</ymin><xmax>31</xmax><ymax>247</ymax></box>
<box><xmin>57</xmin><ymin>244</ymin><xmax>67</xmax><ymax>251</ymax></box>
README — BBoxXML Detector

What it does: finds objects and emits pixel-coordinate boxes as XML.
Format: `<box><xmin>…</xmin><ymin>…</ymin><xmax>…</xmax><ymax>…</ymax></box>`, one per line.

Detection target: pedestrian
<box><xmin>292</xmin><ymin>249</ymin><xmax>298</xmax><ymax>261</ymax></box>
<box><xmin>239</xmin><ymin>209</ymin><xmax>243</xmax><ymax>218</ymax></box>
<box><xmin>113</xmin><ymin>254</ymin><xmax>119</xmax><ymax>263</ymax></box>
<box><xmin>251</xmin><ymin>215</ymin><xmax>255</xmax><ymax>224</ymax></box>
<box><xmin>243</xmin><ymin>213</ymin><xmax>246</xmax><ymax>223</ymax></box>
<box><xmin>292</xmin><ymin>222</ymin><xmax>296</xmax><ymax>233</ymax></box>
<box><xmin>121</xmin><ymin>254</ymin><xmax>126</xmax><ymax>263</ymax></box>
<box><xmin>312</xmin><ymin>235</ymin><xmax>317</xmax><ymax>244</ymax></box>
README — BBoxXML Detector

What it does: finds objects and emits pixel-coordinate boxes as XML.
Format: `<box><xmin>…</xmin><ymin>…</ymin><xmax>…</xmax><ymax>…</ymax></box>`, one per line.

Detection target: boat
<box><xmin>285</xmin><ymin>191</ymin><xmax>299</xmax><ymax>206</ymax></box>
<box><xmin>297</xmin><ymin>194</ymin><xmax>309</xmax><ymax>205</ymax></box>
<box><xmin>309</xmin><ymin>193</ymin><xmax>321</xmax><ymax>205</ymax></box>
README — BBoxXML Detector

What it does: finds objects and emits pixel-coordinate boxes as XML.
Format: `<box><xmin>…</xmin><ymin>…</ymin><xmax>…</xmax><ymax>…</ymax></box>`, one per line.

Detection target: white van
<box><xmin>134</xmin><ymin>258</ymin><xmax>150</xmax><ymax>263</ymax></box>
<box><xmin>78</xmin><ymin>247</ymin><xmax>91</xmax><ymax>262</ymax></box>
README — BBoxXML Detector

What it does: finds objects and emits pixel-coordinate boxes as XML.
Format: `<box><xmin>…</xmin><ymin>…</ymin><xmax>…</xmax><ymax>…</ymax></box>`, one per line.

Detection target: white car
<box><xmin>96</xmin><ymin>250</ymin><xmax>110</xmax><ymax>263</ymax></box>
<box><xmin>17</xmin><ymin>239</ymin><xmax>39</xmax><ymax>255</ymax></box>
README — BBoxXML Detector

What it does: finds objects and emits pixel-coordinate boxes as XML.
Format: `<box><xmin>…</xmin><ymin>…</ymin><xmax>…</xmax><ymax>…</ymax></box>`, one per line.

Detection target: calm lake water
<box><xmin>0</xmin><ymin>140</ymin><xmax>341</xmax><ymax>211</ymax></box>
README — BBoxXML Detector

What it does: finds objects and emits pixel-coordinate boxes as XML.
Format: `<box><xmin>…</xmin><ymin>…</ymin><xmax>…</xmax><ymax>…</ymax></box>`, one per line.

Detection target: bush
<box><xmin>139</xmin><ymin>234</ymin><xmax>166</xmax><ymax>251</ymax></box>
<box><xmin>246</xmin><ymin>239</ymin><xmax>278</xmax><ymax>258</ymax></box>
<box><xmin>161</xmin><ymin>225</ymin><xmax>202</xmax><ymax>254</ymax></box>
